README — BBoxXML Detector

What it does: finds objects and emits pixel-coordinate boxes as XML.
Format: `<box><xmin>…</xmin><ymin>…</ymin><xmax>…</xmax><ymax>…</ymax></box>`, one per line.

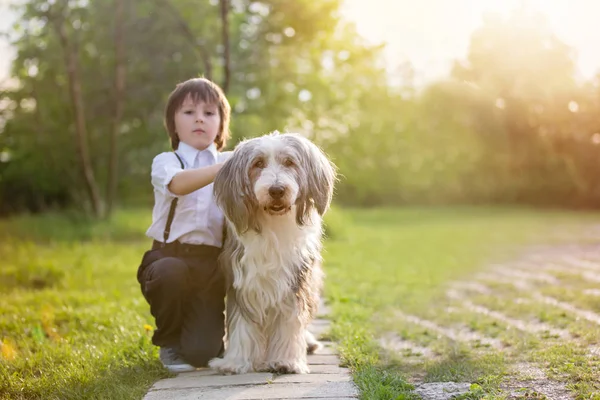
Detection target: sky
<box><xmin>1</xmin><ymin>0</ymin><xmax>600</xmax><ymax>86</ymax></box>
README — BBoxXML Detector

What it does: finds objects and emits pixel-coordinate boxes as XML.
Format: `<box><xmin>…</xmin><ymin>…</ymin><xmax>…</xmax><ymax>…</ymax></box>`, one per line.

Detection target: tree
<box><xmin>219</xmin><ymin>0</ymin><xmax>230</xmax><ymax>93</ymax></box>
<box><xmin>1</xmin><ymin>0</ymin><xmax>393</xmax><ymax>214</ymax></box>
<box><xmin>48</xmin><ymin>0</ymin><xmax>103</xmax><ymax>217</ymax></box>
<box><xmin>452</xmin><ymin>6</ymin><xmax>600</xmax><ymax>206</ymax></box>
<box><xmin>106</xmin><ymin>0</ymin><xmax>126</xmax><ymax>216</ymax></box>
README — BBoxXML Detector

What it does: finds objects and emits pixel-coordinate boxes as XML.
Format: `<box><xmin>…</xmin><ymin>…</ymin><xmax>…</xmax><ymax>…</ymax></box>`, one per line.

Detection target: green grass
<box><xmin>2</xmin><ymin>206</ymin><xmax>600</xmax><ymax>399</ymax></box>
<box><xmin>0</xmin><ymin>209</ymin><xmax>170</xmax><ymax>400</ymax></box>
<box><xmin>323</xmin><ymin>206</ymin><xmax>600</xmax><ymax>399</ymax></box>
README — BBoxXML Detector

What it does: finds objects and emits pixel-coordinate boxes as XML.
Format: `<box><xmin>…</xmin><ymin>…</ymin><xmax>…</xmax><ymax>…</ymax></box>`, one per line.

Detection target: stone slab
<box><xmin>318</xmin><ymin>301</ymin><xmax>331</xmax><ymax>316</ymax></box>
<box><xmin>309</xmin><ymin>320</ymin><xmax>331</xmax><ymax>338</ymax></box>
<box><xmin>313</xmin><ymin>342</ymin><xmax>338</xmax><ymax>355</ymax></box>
<box><xmin>144</xmin><ymin>381</ymin><xmax>359</xmax><ymax>400</ymax></box>
<box><xmin>284</xmin><ymin>398</ymin><xmax>356</xmax><ymax>400</ymax></box>
<box><xmin>413</xmin><ymin>382</ymin><xmax>471</xmax><ymax>400</ymax></box>
<box><xmin>285</xmin><ymin>398</ymin><xmax>356</xmax><ymax>400</ymax></box>
<box><xmin>271</xmin><ymin>373</ymin><xmax>351</xmax><ymax>384</ymax></box>
<box><xmin>306</xmin><ymin>364</ymin><xmax>351</xmax><ymax>374</ymax></box>
<box><xmin>151</xmin><ymin>372</ymin><xmax>274</xmax><ymax>390</ymax></box>
<box><xmin>307</xmin><ymin>354</ymin><xmax>342</xmax><ymax>365</ymax></box>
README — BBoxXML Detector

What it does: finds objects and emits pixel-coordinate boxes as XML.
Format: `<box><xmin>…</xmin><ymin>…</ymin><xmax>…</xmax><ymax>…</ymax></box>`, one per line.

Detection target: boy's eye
<box><xmin>205</xmin><ymin>111</ymin><xmax>215</xmax><ymax>116</ymax></box>
<box><xmin>183</xmin><ymin>110</ymin><xmax>194</xmax><ymax>115</ymax></box>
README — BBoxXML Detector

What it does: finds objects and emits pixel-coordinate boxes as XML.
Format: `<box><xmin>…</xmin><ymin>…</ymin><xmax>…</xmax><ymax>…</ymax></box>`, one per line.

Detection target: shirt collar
<box><xmin>177</xmin><ymin>142</ymin><xmax>218</xmax><ymax>167</ymax></box>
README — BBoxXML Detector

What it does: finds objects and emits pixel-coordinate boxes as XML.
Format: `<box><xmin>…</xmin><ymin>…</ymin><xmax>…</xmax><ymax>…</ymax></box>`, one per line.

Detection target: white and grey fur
<box><xmin>208</xmin><ymin>132</ymin><xmax>336</xmax><ymax>374</ymax></box>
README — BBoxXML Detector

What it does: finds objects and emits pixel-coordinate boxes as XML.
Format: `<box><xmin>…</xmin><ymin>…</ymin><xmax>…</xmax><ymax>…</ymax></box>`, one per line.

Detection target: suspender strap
<box><xmin>163</xmin><ymin>152</ymin><xmax>185</xmax><ymax>245</ymax></box>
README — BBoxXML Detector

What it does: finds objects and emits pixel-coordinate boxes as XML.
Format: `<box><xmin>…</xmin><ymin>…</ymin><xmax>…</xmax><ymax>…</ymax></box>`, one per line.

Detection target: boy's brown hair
<box><xmin>164</xmin><ymin>78</ymin><xmax>231</xmax><ymax>151</ymax></box>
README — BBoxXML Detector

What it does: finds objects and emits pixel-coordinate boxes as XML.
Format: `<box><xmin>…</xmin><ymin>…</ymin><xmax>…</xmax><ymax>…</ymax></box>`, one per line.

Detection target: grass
<box><xmin>0</xmin><ymin>209</ymin><xmax>170</xmax><ymax>400</ymax></box>
<box><xmin>1</xmin><ymin>206</ymin><xmax>600</xmax><ymax>399</ymax></box>
<box><xmin>322</xmin><ymin>206</ymin><xmax>600</xmax><ymax>399</ymax></box>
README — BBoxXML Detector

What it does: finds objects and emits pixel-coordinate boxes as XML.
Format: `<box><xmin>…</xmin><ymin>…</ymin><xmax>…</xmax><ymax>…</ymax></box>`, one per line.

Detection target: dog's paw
<box><xmin>268</xmin><ymin>360</ymin><xmax>310</xmax><ymax>374</ymax></box>
<box><xmin>305</xmin><ymin>329</ymin><xmax>322</xmax><ymax>355</ymax></box>
<box><xmin>306</xmin><ymin>340</ymin><xmax>322</xmax><ymax>355</ymax></box>
<box><xmin>208</xmin><ymin>357</ymin><xmax>252</xmax><ymax>375</ymax></box>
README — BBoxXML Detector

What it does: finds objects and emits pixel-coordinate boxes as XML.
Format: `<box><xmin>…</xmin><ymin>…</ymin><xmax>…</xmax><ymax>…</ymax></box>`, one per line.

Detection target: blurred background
<box><xmin>2</xmin><ymin>0</ymin><xmax>600</xmax><ymax>217</ymax></box>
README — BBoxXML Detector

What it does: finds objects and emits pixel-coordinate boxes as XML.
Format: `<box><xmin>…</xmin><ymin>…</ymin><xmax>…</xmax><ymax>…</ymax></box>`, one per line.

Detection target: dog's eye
<box><xmin>283</xmin><ymin>158</ymin><xmax>295</xmax><ymax>167</ymax></box>
<box><xmin>253</xmin><ymin>159</ymin><xmax>265</xmax><ymax>169</ymax></box>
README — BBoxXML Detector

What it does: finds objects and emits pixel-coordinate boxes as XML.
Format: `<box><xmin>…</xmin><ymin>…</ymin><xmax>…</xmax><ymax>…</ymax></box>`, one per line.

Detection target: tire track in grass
<box><xmin>487</xmin><ymin>258</ymin><xmax>600</xmax><ymax>328</ymax></box>
<box><xmin>501</xmin><ymin>362</ymin><xmax>574</xmax><ymax>400</ymax></box>
<box><xmin>533</xmin><ymin>294</ymin><xmax>600</xmax><ymax>326</ymax></box>
<box><xmin>489</xmin><ymin>266</ymin><xmax>560</xmax><ymax>285</ymax></box>
<box><xmin>543</xmin><ymin>263</ymin><xmax>600</xmax><ymax>284</ymax></box>
<box><xmin>442</xmin><ymin>294</ymin><xmax>575</xmax><ymax>398</ymax></box>
<box><xmin>560</xmin><ymin>255</ymin><xmax>600</xmax><ymax>272</ymax></box>
<box><xmin>476</xmin><ymin>272</ymin><xmax>531</xmax><ymax>291</ymax></box>
<box><xmin>395</xmin><ymin>310</ymin><xmax>505</xmax><ymax>350</ymax></box>
<box><xmin>446</xmin><ymin>267</ymin><xmax>576</xmax><ymax>399</ymax></box>
<box><xmin>448</xmin><ymin>246</ymin><xmax>600</xmax><ymax>399</ymax></box>
<box><xmin>378</xmin><ymin>333</ymin><xmax>437</xmax><ymax>360</ymax></box>
<box><xmin>450</xmin><ymin>281</ymin><xmax>492</xmax><ymax>295</ymax></box>
<box><xmin>518</xmin><ymin>256</ymin><xmax>600</xmax><ymax>284</ymax></box>
<box><xmin>484</xmin><ymin>287</ymin><xmax>600</xmax><ymax>361</ymax></box>
<box><xmin>445</xmin><ymin>289</ymin><xmax>573</xmax><ymax>340</ymax></box>
<box><xmin>583</xmin><ymin>288</ymin><xmax>600</xmax><ymax>296</ymax></box>
<box><xmin>380</xmin><ymin>245</ymin><xmax>600</xmax><ymax>398</ymax></box>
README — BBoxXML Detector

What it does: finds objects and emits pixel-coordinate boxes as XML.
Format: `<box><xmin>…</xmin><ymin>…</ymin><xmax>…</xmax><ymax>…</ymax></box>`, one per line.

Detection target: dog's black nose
<box><xmin>268</xmin><ymin>185</ymin><xmax>285</xmax><ymax>199</ymax></box>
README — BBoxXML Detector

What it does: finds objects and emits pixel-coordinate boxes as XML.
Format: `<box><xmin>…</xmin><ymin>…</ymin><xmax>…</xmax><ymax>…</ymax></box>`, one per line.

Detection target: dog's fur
<box><xmin>208</xmin><ymin>132</ymin><xmax>336</xmax><ymax>374</ymax></box>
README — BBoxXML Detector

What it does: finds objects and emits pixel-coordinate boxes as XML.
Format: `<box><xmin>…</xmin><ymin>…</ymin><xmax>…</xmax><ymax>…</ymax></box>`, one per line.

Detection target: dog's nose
<box><xmin>268</xmin><ymin>185</ymin><xmax>286</xmax><ymax>199</ymax></box>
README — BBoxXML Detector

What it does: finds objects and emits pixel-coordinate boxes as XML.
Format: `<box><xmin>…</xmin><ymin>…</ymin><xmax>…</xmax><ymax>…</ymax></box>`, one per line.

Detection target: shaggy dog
<box><xmin>208</xmin><ymin>132</ymin><xmax>336</xmax><ymax>374</ymax></box>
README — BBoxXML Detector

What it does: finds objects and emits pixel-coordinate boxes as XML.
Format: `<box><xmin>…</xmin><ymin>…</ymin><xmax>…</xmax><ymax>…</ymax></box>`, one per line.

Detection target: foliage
<box><xmin>2</xmin><ymin>3</ymin><xmax>600</xmax><ymax>214</ymax></box>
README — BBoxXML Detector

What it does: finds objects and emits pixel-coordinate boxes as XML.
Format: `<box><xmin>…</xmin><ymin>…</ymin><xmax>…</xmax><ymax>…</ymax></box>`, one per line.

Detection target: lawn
<box><xmin>323</xmin><ymin>206</ymin><xmax>600</xmax><ymax>399</ymax></box>
<box><xmin>1</xmin><ymin>206</ymin><xmax>599</xmax><ymax>399</ymax></box>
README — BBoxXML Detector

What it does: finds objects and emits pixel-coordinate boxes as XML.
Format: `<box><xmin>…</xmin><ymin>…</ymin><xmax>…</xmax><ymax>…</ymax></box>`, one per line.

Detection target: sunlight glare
<box><xmin>341</xmin><ymin>0</ymin><xmax>600</xmax><ymax>84</ymax></box>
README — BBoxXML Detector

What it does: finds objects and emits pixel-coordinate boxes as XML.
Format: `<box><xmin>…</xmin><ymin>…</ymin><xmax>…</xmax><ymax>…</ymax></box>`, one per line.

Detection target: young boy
<box><xmin>137</xmin><ymin>77</ymin><xmax>231</xmax><ymax>373</ymax></box>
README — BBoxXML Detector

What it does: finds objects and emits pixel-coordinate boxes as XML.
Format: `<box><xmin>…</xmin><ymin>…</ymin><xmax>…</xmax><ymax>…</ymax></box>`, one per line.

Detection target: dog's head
<box><xmin>214</xmin><ymin>132</ymin><xmax>337</xmax><ymax>234</ymax></box>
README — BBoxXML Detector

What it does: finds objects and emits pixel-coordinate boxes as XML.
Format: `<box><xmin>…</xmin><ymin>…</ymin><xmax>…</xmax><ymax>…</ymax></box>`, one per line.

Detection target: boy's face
<box><xmin>174</xmin><ymin>95</ymin><xmax>221</xmax><ymax>151</ymax></box>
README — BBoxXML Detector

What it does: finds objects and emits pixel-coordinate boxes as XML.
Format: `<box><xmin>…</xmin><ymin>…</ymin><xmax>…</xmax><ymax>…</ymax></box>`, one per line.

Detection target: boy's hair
<box><xmin>164</xmin><ymin>77</ymin><xmax>231</xmax><ymax>151</ymax></box>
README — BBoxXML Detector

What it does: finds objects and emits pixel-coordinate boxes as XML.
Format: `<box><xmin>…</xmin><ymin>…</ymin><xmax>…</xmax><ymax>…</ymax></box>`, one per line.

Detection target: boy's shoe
<box><xmin>159</xmin><ymin>347</ymin><xmax>196</xmax><ymax>373</ymax></box>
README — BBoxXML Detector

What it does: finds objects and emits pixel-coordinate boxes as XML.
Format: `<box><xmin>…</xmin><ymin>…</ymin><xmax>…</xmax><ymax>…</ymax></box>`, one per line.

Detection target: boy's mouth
<box><xmin>193</xmin><ymin>129</ymin><xmax>205</xmax><ymax>134</ymax></box>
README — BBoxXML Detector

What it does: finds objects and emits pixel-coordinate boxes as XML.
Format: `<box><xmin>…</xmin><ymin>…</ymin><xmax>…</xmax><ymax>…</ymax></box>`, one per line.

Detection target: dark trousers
<box><xmin>137</xmin><ymin>241</ymin><xmax>225</xmax><ymax>367</ymax></box>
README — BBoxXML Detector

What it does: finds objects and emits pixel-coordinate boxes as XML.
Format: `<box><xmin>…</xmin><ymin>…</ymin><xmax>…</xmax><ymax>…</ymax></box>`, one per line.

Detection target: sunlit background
<box><xmin>2</xmin><ymin>0</ymin><xmax>600</xmax><ymax>213</ymax></box>
<box><xmin>3</xmin><ymin>1</ymin><xmax>600</xmax><ymax>84</ymax></box>
<box><xmin>342</xmin><ymin>0</ymin><xmax>600</xmax><ymax>84</ymax></box>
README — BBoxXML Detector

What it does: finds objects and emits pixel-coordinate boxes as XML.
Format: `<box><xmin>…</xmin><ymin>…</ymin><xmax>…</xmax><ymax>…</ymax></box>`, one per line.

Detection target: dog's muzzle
<box><xmin>265</xmin><ymin>185</ymin><xmax>291</xmax><ymax>214</ymax></box>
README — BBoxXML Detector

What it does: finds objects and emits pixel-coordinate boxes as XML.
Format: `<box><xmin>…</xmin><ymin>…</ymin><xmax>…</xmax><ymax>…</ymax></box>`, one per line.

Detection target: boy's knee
<box><xmin>142</xmin><ymin>258</ymin><xmax>189</xmax><ymax>296</ymax></box>
<box><xmin>147</xmin><ymin>258</ymin><xmax>188</xmax><ymax>283</ymax></box>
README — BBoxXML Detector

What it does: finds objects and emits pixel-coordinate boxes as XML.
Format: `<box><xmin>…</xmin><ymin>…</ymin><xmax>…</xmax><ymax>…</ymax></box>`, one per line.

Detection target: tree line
<box><xmin>1</xmin><ymin>1</ymin><xmax>599</xmax><ymax>217</ymax></box>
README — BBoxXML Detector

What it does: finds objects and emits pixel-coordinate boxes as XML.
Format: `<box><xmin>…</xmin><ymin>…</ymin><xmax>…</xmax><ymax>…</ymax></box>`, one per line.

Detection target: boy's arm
<box><xmin>168</xmin><ymin>163</ymin><xmax>223</xmax><ymax>196</ymax></box>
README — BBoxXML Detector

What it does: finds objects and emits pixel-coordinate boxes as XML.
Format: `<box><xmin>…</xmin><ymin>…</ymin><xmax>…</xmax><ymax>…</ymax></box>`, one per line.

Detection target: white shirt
<box><xmin>146</xmin><ymin>141</ymin><xmax>232</xmax><ymax>247</ymax></box>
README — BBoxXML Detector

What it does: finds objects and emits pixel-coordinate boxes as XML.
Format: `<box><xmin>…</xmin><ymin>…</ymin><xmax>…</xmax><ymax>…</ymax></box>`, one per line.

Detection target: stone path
<box><xmin>143</xmin><ymin>309</ymin><xmax>359</xmax><ymax>400</ymax></box>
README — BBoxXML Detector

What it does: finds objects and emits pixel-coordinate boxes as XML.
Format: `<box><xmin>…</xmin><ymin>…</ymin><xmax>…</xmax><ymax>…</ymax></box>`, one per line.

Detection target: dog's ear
<box><xmin>305</xmin><ymin>139</ymin><xmax>337</xmax><ymax>216</ymax></box>
<box><xmin>214</xmin><ymin>141</ymin><xmax>261</xmax><ymax>234</ymax></box>
<box><xmin>284</xmin><ymin>134</ymin><xmax>337</xmax><ymax>225</ymax></box>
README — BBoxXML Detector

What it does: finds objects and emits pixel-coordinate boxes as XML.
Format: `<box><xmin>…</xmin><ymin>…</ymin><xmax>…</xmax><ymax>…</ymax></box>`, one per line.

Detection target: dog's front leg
<box><xmin>209</xmin><ymin>309</ymin><xmax>264</xmax><ymax>375</ymax></box>
<box><xmin>266</xmin><ymin>310</ymin><xmax>309</xmax><ymax>374</ymax></box>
